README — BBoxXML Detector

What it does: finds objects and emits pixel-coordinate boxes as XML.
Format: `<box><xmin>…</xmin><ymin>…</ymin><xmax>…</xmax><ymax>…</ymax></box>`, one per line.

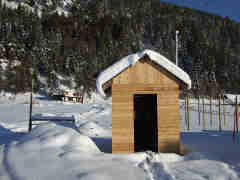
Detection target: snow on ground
<box><xmin>1</xmin><ymin>0</ymin><xmax>34</xmax><ymax>14</ymax></box>
<box><xmin>0</xmin><ymin>59</ymin><xmax>8</xmax><ymax>71</ymax></box>
<box><xmin>1</xmin><ymin>0</ymin><xmax>71</xmax><ymax>17</ymax></box>
<box><xmin>0</xmin><ymin>93</ymin><xmax>240</xmax><ymax>179</ymax></box>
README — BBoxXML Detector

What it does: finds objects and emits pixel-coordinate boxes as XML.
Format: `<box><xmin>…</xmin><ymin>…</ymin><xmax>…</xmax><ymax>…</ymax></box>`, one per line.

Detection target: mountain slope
<box><xmin>1</xmin><ymin>0</ymin><xmax>240</xmax><ymax>95</ymax></box>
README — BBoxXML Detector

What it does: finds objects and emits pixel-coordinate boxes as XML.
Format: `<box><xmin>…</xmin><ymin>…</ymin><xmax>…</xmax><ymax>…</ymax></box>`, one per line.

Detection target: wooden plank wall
<box><xmin>112</xmin><ymin>87</ymin><xmax>134</xmax><ymax>153</ymax></box>
<box><xmin>112</xmin><ymin>59</ymin><xmax>181</xmax><ymax>153</ymax></box>
<box><xmin>157</xmin><ymin>89</ymin><xmax>180</xmax><ymax>153</ymax></box>
<box><xmin>113</xmin><ymin>60</ymin><xmax>179</xmax><ymax>86</ymax></box>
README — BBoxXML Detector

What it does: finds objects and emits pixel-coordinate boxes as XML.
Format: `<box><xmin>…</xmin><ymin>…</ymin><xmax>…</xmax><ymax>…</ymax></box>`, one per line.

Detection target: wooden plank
<box><xmin>112</xmin><ymin>111</ymin><xmax>132</xmax><ymax>115</ymax></box>
<box><xmin>158</xmin><ymin>136</ymin><xmax>179</xmax><ymax>141</ymax></box>
<box><xmin>112</xmin><ymin>84</ymin><xmax>179</xmax><ymax>89</ymax></box>
<box><xmin>158</xmin><ymin>133</ymin><xmax>180</xmax><ymax>137</ymax></box>
<box><xmin>112</xmin><ymin>118</ymin><xmax>132</xmax><ymax>122</ymax></box>
<box><xmin>158</xmin><ymin>122</ymin><xmax>180</xmax><ymax>128</ymax></box>
<box><xmin>156</xmin><ymin>88</ymin><xmax>180</xmax><ymax>153</ymax></box>
<box><xmin>158</xmin><ymin>124</ymin><xmax>179</xmax><ymax>128</ymax></box>
<box><xmin>112</xmin><ymin>103</ymin><xmax>133</xmax><ymax>107</ymax></box>
<box><xmin>112</xmin><ymin>146</ymin><xmax>130</xmax><ymax>153</ymax></box>
<box><xmin>158</xmin><ymin>143</ymin><xmax>180</xmax><ymax>153</ymax></box>
<box><xmin>158</xmin><ymin>114</ymin><xmax>179</xmax><ymax>119</ymax></box>
<box><xmin>112</xmin><ymin>121</ymin><xmax>132</xmax><ymax>126</ymax></box>
<box><xmin>112</xmin><ymin>122</ymin><xmax>132</xmax><ymax>127</ymax></box>
<box><xmin>112</xmin><ymin>84</ymin><xmax>179</xmax><ymax>90</ymax></box>
<box><xmin>112</xmin><ymin>140</ymin><xmax>132</xmax><ymax>146</ymax></box>
<box><xmin>161</xmin><ymin>117</ymin><xmax>180</xmax><ymax>122</ymax></box>
<box><xmin>112</xmin><ymin>97</ymin><xmax>131</xmax><ymax>101</ymax></box>
<box><xmin>113</xmin><ymin>132</ymin><xmax>132</xmax><ymax>136</ymax></box>
<box><xmin>112</xmin><ymin>125</ymin><xmax>132</xmax><ymax>129</ymax></box>
<box><xmin>158</xmin><ymin>130</ymin><xmax>180</xmax><ymax>134</ymax></box>
<box><xmin>112</xmin><ymin>90</ymin><xmax>131</xmax><ymax>153</ymax></box>
<box><xmin>112</xmin><ymin>115</ymin><xmax>132</xmax><ymax>119</ymax></box>
<box><xmin>158</xmin><ymin>124</ymin><xmax>180</xmax><ymax>128</ymax></box>
<box><xmin>112</xmin><ymin>136</ymin><xmax>131</xmax><ymax>141</ymax></box>
<box><xmin>120</xmin><ymin>66</ymin><xmax>129</xmax><ymax>84</ymax></box>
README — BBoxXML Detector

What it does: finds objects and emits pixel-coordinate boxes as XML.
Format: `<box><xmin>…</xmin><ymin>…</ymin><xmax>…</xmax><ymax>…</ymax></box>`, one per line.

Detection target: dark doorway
<box><xmin>134</xmin><ymin>94</ymin><xmax>158</xmax><ymax>152</ymax></box>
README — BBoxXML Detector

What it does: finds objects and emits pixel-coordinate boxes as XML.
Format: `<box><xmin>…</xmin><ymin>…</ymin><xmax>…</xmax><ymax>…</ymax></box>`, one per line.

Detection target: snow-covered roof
<box><xmin>96</xmin><ymin>49</ymin><xmax>191</xmax><ymax>98</ymax></box>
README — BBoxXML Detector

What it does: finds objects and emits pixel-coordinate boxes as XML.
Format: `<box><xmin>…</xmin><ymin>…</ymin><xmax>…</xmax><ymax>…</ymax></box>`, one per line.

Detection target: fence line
<box><xmin>182</xmin><ymin>95</ymin><xmax>239</xmax><ymax>131</ymax></box>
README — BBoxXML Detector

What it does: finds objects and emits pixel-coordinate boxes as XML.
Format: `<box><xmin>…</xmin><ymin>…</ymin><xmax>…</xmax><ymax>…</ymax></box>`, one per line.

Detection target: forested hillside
<box><xmin>1</xmin><ymin>0</ymin><xmax>240</xmax><ymax>95</ymax></box>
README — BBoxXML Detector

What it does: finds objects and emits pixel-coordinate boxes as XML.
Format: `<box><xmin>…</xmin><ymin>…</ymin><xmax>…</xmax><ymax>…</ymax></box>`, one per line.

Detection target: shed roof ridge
<box><xmin>96</xmin><ymin>49</ymin><xmax>191</xmax><ymax>98</ymax></box>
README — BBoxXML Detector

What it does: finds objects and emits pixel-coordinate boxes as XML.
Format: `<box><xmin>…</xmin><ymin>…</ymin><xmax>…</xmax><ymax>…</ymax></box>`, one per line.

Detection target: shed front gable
<box><xmin>113</xmin><ymin>59</ymin><xmax>179</xmax><ymax>89</ymax></box>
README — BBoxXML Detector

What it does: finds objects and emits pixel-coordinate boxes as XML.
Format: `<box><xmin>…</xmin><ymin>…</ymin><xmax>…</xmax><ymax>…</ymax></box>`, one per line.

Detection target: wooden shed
<box><xmin>96</xmin><ymin>49</ymin><xmax>191</xmax><ymax>153</ymax></box>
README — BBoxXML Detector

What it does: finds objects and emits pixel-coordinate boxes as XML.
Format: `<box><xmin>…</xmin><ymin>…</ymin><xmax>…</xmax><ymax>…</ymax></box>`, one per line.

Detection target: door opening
<box><xmin>134</xmin><ymin>94</ymin><xmax>158</xmax><ymax>152</ymax></box>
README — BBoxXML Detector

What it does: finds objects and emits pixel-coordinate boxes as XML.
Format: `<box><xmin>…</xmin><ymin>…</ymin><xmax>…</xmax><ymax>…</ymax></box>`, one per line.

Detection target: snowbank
<box><xmin>16</xmin><ymin>123</ymin><xmax>100</xmax><ymax>152</ymax></box>
<box><xmin>0</xmin><ymin>123</ymin><xmax>144</xmax><ymax>180</ymax></box>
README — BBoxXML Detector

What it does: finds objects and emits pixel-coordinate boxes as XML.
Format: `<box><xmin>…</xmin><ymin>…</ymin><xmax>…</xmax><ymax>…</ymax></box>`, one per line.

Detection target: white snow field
<box><xmin>0</xmin><ymin>92</ymin><xmax>240</xmax><ymax>180</ymax></box>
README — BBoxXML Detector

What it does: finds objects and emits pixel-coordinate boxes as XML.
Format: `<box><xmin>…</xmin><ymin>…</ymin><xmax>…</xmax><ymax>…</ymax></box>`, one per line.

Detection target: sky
<box><xmin>159</xmin><ymin>0</ymin><xmax>240</xmax><ymax>22</ymax></box>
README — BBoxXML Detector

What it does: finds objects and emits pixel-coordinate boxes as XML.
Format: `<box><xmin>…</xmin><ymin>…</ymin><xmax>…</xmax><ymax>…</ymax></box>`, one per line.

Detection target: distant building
<box><xmin>50</xmin><ymin>90</ymin><xmax>83</xmax><ymax>103</ymax></box>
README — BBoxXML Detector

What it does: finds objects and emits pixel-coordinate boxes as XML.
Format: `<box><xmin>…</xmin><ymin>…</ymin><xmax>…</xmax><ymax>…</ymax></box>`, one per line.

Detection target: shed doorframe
<box><xmin>133</xmin><ymin>93</ymin><xmax>158</xmax><ymax>152</ymax></box>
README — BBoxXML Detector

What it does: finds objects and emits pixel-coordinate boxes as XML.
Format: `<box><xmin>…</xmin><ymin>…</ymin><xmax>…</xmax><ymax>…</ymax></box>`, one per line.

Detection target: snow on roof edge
<box><xmin>96</xmin><ymin>49</ymin><xmax>191</xmax><ymax>98</ymax></box>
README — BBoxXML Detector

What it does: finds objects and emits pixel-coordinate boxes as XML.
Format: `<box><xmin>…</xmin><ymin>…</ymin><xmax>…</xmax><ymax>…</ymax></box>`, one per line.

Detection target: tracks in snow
<box><xmin>2</xmin><ymin>143</ymin><xmax>24</xmax><ymax>180</ymax></box>
<box><xmin>75</xmin><ymin>104</ymin><xmax>106</xmax><ymax>127</ymax></box>
<box><xmin>137</xmin><ymin>151</ymin><xmax>174</xmax><ymax>180</ymax></box>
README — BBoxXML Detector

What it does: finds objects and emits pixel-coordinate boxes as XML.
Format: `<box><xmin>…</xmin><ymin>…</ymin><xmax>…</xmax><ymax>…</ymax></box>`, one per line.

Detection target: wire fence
<box><xmin>180</xmin><ymin>95</ymin><xmax>239</xmax><ymax>132</ymax></box>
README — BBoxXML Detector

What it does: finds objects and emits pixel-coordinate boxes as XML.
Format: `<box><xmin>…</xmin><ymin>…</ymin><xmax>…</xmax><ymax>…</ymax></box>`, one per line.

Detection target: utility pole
<box><xmin>28</xmin><ymin>68</ymin><xmax>34</xmax><ymax>132</ymax></box>
<box><xmin>104</xmin><ymin>0</ymin><xmax>109</xmax><ymax>13</ymax></box>
<box><xmin>176</xmin><ymin>30</ymin><xmax>179</xmax><ymax>66</ymax></box>
<box><xmin>151</xmin><ymin>0</ymin><xmax>153</xmax><ymax>44</ymax></box>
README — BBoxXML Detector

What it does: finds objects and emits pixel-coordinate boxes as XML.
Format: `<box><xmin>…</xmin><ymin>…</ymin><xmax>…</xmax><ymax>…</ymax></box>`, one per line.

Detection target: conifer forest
<box><xmin>1</xmin><ymin>0</ymin><xmax>240</xmax><ymax>95</ymax></box>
